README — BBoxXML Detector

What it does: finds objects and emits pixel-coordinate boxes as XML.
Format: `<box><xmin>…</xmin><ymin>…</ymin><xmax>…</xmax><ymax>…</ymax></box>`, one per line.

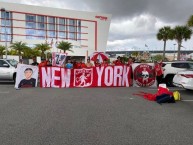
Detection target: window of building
<box><xmin>1</xmin><ymin>11</ymin><xmax>11</xmax><ymax>41</ymax></box>
<box><xmin>58</xmin><ymin>18</ymin><xmax>66</xmax><ymax>39</ymax></box>
<box><xmin>48</xmin><ymin>17</ymin><xmax>55</xmax><ymax>38</ymax></box>
<box><xmin>26</xmin><ymin>15</ymin><xmax>36</xmax><ymax>39</ymax></box>
<box><xmin>68</xmin><ymin>19</ymin><xmax>76</xmax><ymax>40</ymax></box>
<box><xmin>37</xmin><ymin>16</ymin><xmax>45</xmax><ymax>39</ymax></box>
<box><xmin>77</xmin><ymin>20</ymin><xmax>81</xmax><ymax>41</ymax></box>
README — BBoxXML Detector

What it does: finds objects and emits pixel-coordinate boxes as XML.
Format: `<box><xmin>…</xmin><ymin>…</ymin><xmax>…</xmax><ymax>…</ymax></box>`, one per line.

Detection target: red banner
<box><xmin>39</xmin><ymin>65</ymin><xmax>132</xmax><ymax>88</ymax></box>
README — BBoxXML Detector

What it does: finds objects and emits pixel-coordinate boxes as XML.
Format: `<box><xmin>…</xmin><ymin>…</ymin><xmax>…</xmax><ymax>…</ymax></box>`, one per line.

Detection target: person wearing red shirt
<box><xmin>94</xmin><ymin>59</ymin><xmax>101</xmax><ymax>67</ymax></box>
<box><xmin>75</xmin><ymin>59</ymin><xmax>82</xmax><ymax>69</ymax></box>
<box><xmin>127</xmin><ymin>57</ymin><xmax>133</xmax><ymax>86</ymax></box>
<box><xmin>127</xmin><ymin>57</ymin><xmax>133</xmax><ymax>66</ymax></box>
<box><xmin>101</xmin><ymin>59</ymin><xmax>109</xmax><ymax>67</ymax></box>
<box><xmin>76</xmin><ymin>59</ymin><xmax>86</xmax><ymax>69</ymax></box>
<box><xmin>114</xmin><ymin>56</ymin><xmax>123</xmax><ymax>65</ymax></box>
<box><xmin>81</xmin><ymin>61</ymin><xmax>87</xmax><ymax>68</ymax></box>
<box><xmin>154</xmin><ymin>61</ymin><xmax>164</xmax><ymax>87</ymax></box>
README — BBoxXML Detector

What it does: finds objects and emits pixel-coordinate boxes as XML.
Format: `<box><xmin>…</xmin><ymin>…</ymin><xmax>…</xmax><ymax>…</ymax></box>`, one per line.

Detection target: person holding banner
<box><xmin>86</xmin><ymin>59</ymin><xmax>94</xmax><ymax>68</ymax></box>
<box><xmin>113</xmin><ymin>56</ymin><xmax>123</xmax><ymax>65</ymax></box>
<box><xmin>18</xmin><ymin>68</ymin><xmax>36</xmax><ymax>88</ymax></box>
<box><xmin>154</xmin><ymin>61</ymin><xmax>164</xmax><ymax>87</ymax></box>
<box><xmin>65</xmin><ymin>59</ymin><xmax>73</xmax><ymax>69</ymax></box>
<box><xmin>94</xmin><ymin>59</ymin><xmax>101</xmax><ymax>67</ymax></box>
<box><xmin>101</xmin><ymin>59</ymin><xmax>108</xmax><ymax>67</ymax></box>
<box><xmin>127</xmin><ymin>57</ymin><xmax>133</xmax><ymax>86</ymax></box>
<box><xmin>31</xmin><ymin>57</ymin><xmax>39</xmax><ymax>66</ymax></box>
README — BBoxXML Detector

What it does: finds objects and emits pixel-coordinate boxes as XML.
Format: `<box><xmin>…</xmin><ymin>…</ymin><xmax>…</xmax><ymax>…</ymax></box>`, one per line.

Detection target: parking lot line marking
<box><xmin>0</xmin><ymin>92</ymin><xmax>9</xmax><ymax>94</ymax></box>
<box><xmin>148</xmin><ymin>88</ymin><xmax>185</xmax><ymax>91</ymax></box>
<box><xmin>181</xmin><ymin>100</ymin><xmax>193</xmax><ymax>102</ymax></box>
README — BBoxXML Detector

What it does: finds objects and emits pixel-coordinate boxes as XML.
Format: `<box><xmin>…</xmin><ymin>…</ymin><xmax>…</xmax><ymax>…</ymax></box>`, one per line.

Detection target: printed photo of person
<box><xmin>18</xmin><ymin>68</ymin><xmax>36</xmax><ymax>88</ymax></box>
<box><xmin>52</xmin><ymin>52</ymin><xmax>67</xmax><ymax>67</ymax></box>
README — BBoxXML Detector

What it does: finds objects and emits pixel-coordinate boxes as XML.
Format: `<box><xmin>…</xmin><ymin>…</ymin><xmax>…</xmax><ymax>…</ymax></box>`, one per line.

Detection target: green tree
<box><xmin>7</xmin><ymin>49</ymin><xmax>18</xmax><ymax>55</ymax></box>
<box><xmin>152</xmin><ymin>54</ymin><xmax>164</xmax><ymax>62</ymax></box>
<box><xmin>47</xmin><ymin>52</ymin><xmax>52</xmax><ymax>60</ymax></box>
<box><xmin>22</xmin><ymin>47</ymin><xmax>33</xmax><ymax>58</ymax></box>
<box><xmin>31</xmin><ymin>48</ymin><xmax>41</xmax><ymax>58</ymax></box>
<box><xmin>10</xmin><ymin>41</ymin><xmax>29</xmax><ymax>59</ymax></box>
<box><xmin>0</xmin><ymin>45</ymin><xmax>5</xmax><ymax>58</ymax></box>
<box><xmin>187</xmin><ymin>15</ymin><xmax>193</xmax><ymax>27</ymax></box>
<box><xmin>131</xmin><ymin>51</ymin><xmax>140</xmax><ymax>57</ymax></box>
<box><xmin>157</xmin><ymin>26</ymin><xmax>173</xmax><ymax>59</ymax></box>
<box><xmin>172</xmin><ymin>26</ymin><xmax>192</xmax><ymax>60</ymax></box>
<box><xmin>34</xmin><ymin>43</ymin><xmax>51</xmax><ymax>59</ymax></box>
<box><xmin>57</xmin><ymin>41</ymin><xmax>73</xmax><ymax>53</ymax></box>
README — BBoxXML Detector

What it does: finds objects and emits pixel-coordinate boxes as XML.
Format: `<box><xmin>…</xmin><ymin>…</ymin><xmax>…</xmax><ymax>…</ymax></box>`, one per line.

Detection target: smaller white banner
<box><xmin>15</xmin><ymin>64</ymin><xmax>38</xmax><ymax>88</ymax></box>
<box><xmin>52</xmin><ymin>52</ymin><xmax>67</xmax><ymax>67</ymax></box>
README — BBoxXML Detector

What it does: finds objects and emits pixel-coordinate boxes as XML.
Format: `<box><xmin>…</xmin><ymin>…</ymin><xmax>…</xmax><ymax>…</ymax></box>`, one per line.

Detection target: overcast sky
<box><xmin>2</xmin><ymin>0</ymin><xmax>193</xmax><ymax>51</ymax></box>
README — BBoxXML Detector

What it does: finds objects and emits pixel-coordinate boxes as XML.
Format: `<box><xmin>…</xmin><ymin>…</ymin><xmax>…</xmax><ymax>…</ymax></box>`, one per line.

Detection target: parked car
<box><xmin>162</xmin><ymin>61</ymin><xmax>193</xmax><ymax>87</ymax></box>
<box><xmin>173</xmin><ymin>70</ymin><xmax>193</xmax><ymax>90</ymax></box>
<box><xmin>0</xmin><ymin>59</ymin><xmax>18</xmax><ymax>82</ymax></box>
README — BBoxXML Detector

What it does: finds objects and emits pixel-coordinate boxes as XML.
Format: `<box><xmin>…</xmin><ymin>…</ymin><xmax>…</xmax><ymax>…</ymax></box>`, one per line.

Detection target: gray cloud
<box><xmin>3</xmin><ymin>0</ymin><xmax>193</xmax><ymax>50</ymax></box>
<box><xmin>80</xmin><ymin>0</ymin><xmax>193</xmax><ymax>24</ymax></box>
<box><xmin>8</xmin><ymin>0</ymin><xmax>193</xmax><ymax>23</ymax></box>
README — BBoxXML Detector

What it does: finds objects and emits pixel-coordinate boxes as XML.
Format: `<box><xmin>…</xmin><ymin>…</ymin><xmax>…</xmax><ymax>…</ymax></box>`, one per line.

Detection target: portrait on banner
<box><xmin>15</xmin><ymin>64</ymin><xmax>38</xmax><ymax>89</ymax></box>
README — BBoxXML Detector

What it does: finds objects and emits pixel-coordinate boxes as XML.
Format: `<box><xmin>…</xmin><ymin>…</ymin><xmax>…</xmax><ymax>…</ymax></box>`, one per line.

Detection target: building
<box><xmin>0</xmin><ymin>2</ymin><xmax>111</xmax><ymax>59</ymax></box>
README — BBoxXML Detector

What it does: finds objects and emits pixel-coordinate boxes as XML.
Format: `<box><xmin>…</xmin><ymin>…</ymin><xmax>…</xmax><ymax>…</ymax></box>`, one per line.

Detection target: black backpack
<box><xmin>156</xmin><ymin>93</ymin><xmax>175</xmax><ymax>104</ymax></box>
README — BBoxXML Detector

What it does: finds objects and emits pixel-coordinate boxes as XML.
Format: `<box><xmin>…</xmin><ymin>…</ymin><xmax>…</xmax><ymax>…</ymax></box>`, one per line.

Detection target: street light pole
<box><xmin>173</xmin><ymin>44</ymin><xmax>176</xmax><ymax>60</ymax></box>
<box><xmin>1</xmin><ymin>8</ymin><xmax>8</xmax><ymax>59</ymax></box>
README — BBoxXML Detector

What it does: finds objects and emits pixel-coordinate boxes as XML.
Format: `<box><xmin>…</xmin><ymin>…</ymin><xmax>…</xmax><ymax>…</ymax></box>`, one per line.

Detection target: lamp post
<box><xmin>1</xmin><ymin>8</ymin><xmax>8</xmax><ymax>59</ymax></box>
<box><xmin>173</xmin><ymin>44</ymin><xmax>176</xmax><ymax>60</ymax></box>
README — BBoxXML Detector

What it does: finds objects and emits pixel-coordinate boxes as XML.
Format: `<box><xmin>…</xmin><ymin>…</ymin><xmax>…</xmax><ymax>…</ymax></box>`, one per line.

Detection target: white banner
<box><xmin>15</xmin><ymin>64</ymin><xmax>38</xmax><ymax>89</ymax></box>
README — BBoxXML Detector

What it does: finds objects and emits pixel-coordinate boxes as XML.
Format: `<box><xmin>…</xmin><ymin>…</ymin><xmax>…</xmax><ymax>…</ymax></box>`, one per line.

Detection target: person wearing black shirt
<box><xmin>31</xmin><ymin>57</ymin><xmax>39</xmax><ymax>66</ymax></box>
<box><xmin>18</xmin><ymin>68</ymin><xmax>36</xmax><ymax>88</ymax></box>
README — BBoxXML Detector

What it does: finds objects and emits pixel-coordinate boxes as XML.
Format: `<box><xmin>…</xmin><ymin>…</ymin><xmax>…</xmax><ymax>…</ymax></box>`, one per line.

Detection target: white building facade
<box><xmin>0</xmin><ymin>2</ymin><xmax>111</xmax><ymax>58</ymax></box>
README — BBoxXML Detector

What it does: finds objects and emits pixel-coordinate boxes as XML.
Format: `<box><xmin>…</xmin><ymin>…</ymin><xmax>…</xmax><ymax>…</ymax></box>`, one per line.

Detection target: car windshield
<box><xmin>7</xmin><ymin>59</ymin><xmax>18</xmax><ymax>67</ymax></box>
<box><xmin>189</xmin><ymin>63</ymin><xmax>193</xmax><ymax>69</ymax></box>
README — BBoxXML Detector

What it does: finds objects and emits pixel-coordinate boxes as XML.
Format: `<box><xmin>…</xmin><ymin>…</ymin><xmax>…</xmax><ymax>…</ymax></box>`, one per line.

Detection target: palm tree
<box><xmin>10</xmin><ymin>41</ymin><xmax>29</xmax><ymax>59</ymax></box>
<box><xmin>57</xmin><ymin>41</ymin><xmax>73</xmax><ymax>53</ymax></box>
<box><xmin>172</xmin><ymin>26</ymin><xmax>192</xmax><ymax>60</ymax></box>
<box><xmin>7</xmin><ymin>49</ymin><xmax>18</xmax><ymax>55</ymax></box>
<box><xmin>31</xmin><ymin>48</ymin><xmax>41</xmax><ymax>58</ymax></box>
<box><xmin>22</xmin><ymin>48</ymin><xmax>31</xmax><ymax>58</ymax></box>
<box><xmin>187</xmin><ymin>15</ymin><xmax>193</xmax><ymax>27</ymax></box>
<box><xmin>157</xmin><ymin>26</ymin><xmax>173</xmax><ymax>59</ymax></box>
<box><xmin>0</xmin><ymin>45</ymin><xmax>5</xmax><ymax>58</ymax></box>
<box><xmin>34</xmin><ymin>43</ymin><xmax>51</xmax><ymax>59</ymax></box>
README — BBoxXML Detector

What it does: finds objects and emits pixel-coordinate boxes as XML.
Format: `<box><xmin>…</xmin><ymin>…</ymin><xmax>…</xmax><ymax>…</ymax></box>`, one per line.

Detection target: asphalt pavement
<box><xmin>0</xmin><ymin>84</ymin><xmax>193</xmax><ymax>145</ymax></box>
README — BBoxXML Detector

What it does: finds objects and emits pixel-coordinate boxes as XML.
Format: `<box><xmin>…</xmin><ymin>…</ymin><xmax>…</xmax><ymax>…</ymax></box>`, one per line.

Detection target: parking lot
<box><xmin>0</xmin><ymin>84</ymin><xmax>193</xmax><ymax>145</ymax></box>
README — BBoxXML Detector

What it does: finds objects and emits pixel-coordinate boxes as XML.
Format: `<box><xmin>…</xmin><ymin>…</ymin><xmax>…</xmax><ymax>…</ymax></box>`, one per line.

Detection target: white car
<box><xmin>162</xmin><ymin>61</ymin><xmax>193</xmax><ymax>87</ymax></box>
<box><xmin>173</xmin><ymin>70</ymin><xmax>193</xmax><ymax>90</ymax></box>
<box><xmin>0</xmin><ymin>59</ymin><xmax>18</xmax><ymax>82</ymax></box>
